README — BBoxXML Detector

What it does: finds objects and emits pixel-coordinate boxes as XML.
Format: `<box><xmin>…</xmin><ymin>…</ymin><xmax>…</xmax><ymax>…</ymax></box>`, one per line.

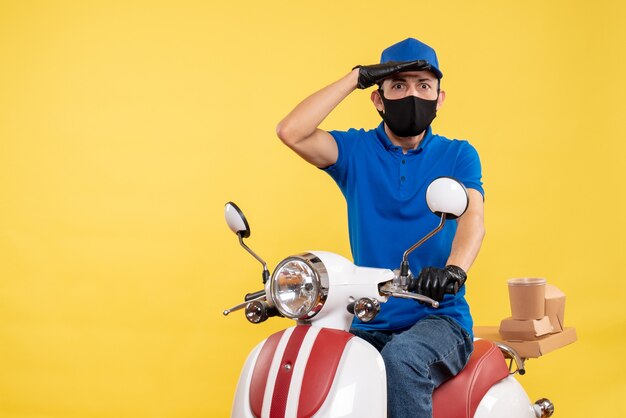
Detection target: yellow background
<box><xmin>1</xmin><ymin>0</ymin><xmax>624</xmax><ymax>417</ymax></box>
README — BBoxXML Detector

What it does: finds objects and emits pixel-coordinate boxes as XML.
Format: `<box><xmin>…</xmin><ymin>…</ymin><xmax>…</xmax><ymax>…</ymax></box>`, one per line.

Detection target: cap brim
<box><xmin>381</xmin><ymin>60</ymin><xmax>443</xmax><ymax>79</ymax></box>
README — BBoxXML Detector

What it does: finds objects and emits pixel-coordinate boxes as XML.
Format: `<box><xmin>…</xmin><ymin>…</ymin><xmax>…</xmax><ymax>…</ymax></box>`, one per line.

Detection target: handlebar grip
<box><xmin>245</xmin><ymin>290</ymin><xmax>265</xmax><ymax>301</ymax></box>
<box><xmin>445</xmin><ymin>282</ymin><xmax>459</xmax><ymax>295</ymax></box>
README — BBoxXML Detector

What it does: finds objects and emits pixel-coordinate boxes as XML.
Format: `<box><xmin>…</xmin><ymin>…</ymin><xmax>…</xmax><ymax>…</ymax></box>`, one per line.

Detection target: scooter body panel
<box><xmin>307</xmin><ymin>251</ymin><xmax>394</xmax><ymax>332</ymax></box>
<box><xmin>311</xmin><ymin>336</ymin><xmax>386</xmax><ymax>418</ymax></box>
<box><xmin>231</xmin><ymin>326</ymin><xmax>386</xmax><ymax>418</ymax></box>
<box><xmin>473</xmin><ymin>375</ymin><xmax>536</xmax><ymax>418</ymax></box>
<box><xmin>232</xmin><ymin>340</ymin><xmax>264</xmax><ymax>418</ymax></box>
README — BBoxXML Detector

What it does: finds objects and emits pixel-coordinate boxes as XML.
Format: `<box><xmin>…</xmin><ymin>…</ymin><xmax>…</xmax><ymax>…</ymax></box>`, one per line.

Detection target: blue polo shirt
<box><xmin>323</xmin><ymin>123</ymin><xmax>484</xmax><ymax>336</ymax></box>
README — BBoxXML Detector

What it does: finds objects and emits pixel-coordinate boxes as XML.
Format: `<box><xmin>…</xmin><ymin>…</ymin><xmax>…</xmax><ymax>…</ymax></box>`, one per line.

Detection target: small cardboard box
<box><xmin>545</xmin><ymin>284</ymin><xmax>566</xmax><ymax>332</ymax></box>
<box><xmin>498</xmin><ymin>316</ymin><xmax>554</xmax><ymax>341</ymax></box>
<box><xmin>474</xmin><ymin>326</ymin><xmax>577</xmax><ymax>359</ymax></box>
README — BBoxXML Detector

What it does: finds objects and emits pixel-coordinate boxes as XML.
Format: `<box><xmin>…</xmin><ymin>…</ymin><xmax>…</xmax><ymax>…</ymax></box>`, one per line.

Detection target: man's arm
<box><xmin>446</xmin><ymin>188</ymin><xmax>485</xmax><ymax>272</ymax></box>
<box><xmin>276</xmin><ymin>69</ymin><xmax>359</xmax><ymax>168</ymax></box>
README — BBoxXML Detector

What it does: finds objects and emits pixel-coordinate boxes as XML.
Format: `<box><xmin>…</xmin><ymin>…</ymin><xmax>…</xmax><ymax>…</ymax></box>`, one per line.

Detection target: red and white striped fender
<box><xmin>231</xmin><ymin>325</ymin><xmax>386</xmax><ymax>418</ymax></box>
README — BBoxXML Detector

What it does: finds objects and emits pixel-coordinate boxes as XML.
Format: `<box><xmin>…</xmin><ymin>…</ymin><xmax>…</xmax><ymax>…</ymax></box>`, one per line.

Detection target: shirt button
<box><xmin>401</xmin><ymin>176</ymin><xmax>406</xmax><ymax>182</ymax></box>
<box><xmin>402</xmin><ymin>159</ymin><xmax>406</xmax><ymax>164</ymax></box>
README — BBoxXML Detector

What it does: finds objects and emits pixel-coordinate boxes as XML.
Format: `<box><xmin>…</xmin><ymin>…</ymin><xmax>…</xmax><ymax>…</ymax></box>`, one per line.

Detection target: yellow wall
<box><xmin>1</xmin><ymin>1</ymin><xmax>624</xmax><ymax>417</ymax></box>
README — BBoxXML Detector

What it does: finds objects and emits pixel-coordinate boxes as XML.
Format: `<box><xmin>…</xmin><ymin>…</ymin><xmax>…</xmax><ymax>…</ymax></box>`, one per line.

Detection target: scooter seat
<box><xmin>433</xmin><ymin>339</ymin><xmax>510</xmax><ymax>418</ymax></box>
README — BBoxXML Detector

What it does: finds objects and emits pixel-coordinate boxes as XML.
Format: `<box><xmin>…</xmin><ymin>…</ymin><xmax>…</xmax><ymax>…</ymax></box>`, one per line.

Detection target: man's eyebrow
<box><xmin>388</xmin><ymin>76</ymin><xmax>435</xmax><ymax>83</ymax></box>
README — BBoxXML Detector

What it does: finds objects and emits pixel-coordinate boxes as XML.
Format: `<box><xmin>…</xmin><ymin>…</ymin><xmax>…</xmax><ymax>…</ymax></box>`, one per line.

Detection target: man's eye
<box><xmin>420</xmin><ymin>83</ymin><xmax>430</xmax><ymax>89</ymax></box>
<box><xmin>392</xmin><ymin>83</ymin><xmax>404</xmax><ymax>89</ymax></box>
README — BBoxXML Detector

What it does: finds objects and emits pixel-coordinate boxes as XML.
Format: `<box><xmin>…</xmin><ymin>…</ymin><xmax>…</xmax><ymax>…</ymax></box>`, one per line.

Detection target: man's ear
<box><xmin>371</xmin><ymin>89</ymin><xmax>384</xmax><ymax>112</ymax></box>
<box><xmin>436</xmin><ymin>89</ymin><xmax>446</xmax><ymax>110</ymax></box>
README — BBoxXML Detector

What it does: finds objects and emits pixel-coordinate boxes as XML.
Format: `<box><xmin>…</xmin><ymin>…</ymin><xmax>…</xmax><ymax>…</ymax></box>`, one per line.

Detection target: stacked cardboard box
<box><xmin>474</xmin><ymin>283</ymin><xmax>577</xmax><ymax>358</ymax></box>
<box><xmin>473</xmin><ymin>326</ymin><xmax>577</xmax><ymax>358</ymax></box>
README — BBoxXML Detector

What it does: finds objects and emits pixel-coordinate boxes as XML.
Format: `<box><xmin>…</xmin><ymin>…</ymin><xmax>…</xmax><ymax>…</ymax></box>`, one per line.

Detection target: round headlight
<box><xmin>270</xmin><ymin>254</ymin><xmax>327</xmax><ymax>319</ymax></box>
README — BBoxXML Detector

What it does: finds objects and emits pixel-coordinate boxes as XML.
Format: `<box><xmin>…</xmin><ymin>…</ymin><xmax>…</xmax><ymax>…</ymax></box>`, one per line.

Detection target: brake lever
<box><xmin>379</xmin><ymin>283</ymin><xmax>440</xmax><ymax>308</ymax></box>
<box><xmin>223</xmin><ymin>293</ymin><xmax>266</xmax><ymax>316</ymax></box>
<box><xmin>391</xmin><ymin>290</ymin><xmax>439</xmax><ymax>308</ymax></box>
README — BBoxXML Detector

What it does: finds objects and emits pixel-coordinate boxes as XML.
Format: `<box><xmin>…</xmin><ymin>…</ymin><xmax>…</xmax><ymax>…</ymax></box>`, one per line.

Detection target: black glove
<box><xmin>354</xmin><ymin>60</ymin><xmax>432</xmax><ymax>89</ymax></box>
<box><xmin>410</xmin><ymin>265</ymin><xmax>467</xmax><ymax>302</ymax></box>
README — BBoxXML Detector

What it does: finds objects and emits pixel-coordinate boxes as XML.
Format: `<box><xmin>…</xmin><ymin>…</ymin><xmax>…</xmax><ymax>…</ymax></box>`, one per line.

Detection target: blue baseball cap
<box><xmin>380</xmin><ymin>38</ymin><xmax>443</xmax><ymax>79</ymax></box>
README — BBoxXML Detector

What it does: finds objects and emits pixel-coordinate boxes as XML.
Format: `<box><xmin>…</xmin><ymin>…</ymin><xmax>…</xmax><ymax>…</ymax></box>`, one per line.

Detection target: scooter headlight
<box><xmin>270</xmin><ymin>253</ymin><xmax>328</xmax><ymax>320</ymax></box>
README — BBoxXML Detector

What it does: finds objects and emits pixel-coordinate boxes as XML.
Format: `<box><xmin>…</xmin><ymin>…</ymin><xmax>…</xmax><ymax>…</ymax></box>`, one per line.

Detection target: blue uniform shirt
<box><xmin>323</xmin><ymin>122</ymin><xmax>484</xmax><ymax>336</ymax></box>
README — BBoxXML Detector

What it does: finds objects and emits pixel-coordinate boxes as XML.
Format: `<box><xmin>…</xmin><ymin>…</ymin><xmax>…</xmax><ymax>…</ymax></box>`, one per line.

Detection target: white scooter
<box><xmin>223</xmin><ymin>177</ymin><xmax>554</xmax><ymax>418</ymax></box>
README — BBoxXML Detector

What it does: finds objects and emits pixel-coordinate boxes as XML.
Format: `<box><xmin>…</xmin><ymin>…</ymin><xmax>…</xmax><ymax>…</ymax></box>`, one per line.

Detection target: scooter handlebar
<box><xmin>445</xmin><ymin>282</ymin><xmax>459</xmax><ymax>295</ymax></box>
<box><xmin>245</xmin><ymin>290</ymin><xmax>266</xmax><ymax>301</ymax></box>
<box><xmin>405</xmin><ymin>277</ymin><xmax>460</xmax><ymax>297</ymax></box>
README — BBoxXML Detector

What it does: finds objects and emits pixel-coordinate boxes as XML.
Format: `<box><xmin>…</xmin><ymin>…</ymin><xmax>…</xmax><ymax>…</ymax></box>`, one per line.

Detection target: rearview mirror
<box><xmin>398</xmin><ymin>177</ymin><xmax>470</xmax><ymax>282</ymax></box>
<box><xmin>224</xmin><ymin>201</ymin><xmax>269</xmax><ymax>281</ymax></box>
<box><xmin>224</xmin><ymin>202</ymin><xmax>251</xmax><ymax>238</ymax></box>
<box><xmin>425</xmin><ymin>177</ymin><xmax>469</xmax><ymax>220</ymax></box>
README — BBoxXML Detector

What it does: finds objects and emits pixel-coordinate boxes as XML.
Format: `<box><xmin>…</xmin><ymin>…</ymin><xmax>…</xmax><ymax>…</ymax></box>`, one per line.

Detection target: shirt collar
<box><xmin>375</xmin><ymin>122</ymin><xmax>434</xmax><ymax>154</ymax></box>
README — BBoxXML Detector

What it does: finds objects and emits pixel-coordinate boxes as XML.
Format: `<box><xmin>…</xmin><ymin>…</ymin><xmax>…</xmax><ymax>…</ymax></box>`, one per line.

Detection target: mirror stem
<box><xmin>400</xmin><ymin>214</ymin><xmax>447</xmax><ymax>277</ymax></box>
<box><xmin>238</xmin><ymin>233</ymin><xmax>269</xmax><ymax>281</ymax></box>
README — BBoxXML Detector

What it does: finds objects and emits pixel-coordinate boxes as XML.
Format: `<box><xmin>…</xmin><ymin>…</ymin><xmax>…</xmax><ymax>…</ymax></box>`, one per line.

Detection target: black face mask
<box><xmin>377</xmin><ymin>91</ymin><xmax>438</xmax><ymax>137</ymax></box>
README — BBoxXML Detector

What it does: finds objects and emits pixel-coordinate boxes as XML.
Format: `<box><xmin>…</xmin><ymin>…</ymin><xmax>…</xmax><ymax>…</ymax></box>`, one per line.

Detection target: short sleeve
<box><xmin>321</xmin><ymin>129</ymin><xmax>358</xmax><ymax>191</ymax></box>
<box><xmin>454</xmin><ymin>141</ymin><xmax>484</xmax><ymax>198</ymax></box>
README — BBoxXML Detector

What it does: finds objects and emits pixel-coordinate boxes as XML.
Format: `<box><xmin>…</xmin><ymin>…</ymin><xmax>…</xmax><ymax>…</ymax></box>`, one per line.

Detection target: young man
<box><xmin>276</xmin><ymin>38</ymin><xmax>485</xmax><ymax>418</ymax></box>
